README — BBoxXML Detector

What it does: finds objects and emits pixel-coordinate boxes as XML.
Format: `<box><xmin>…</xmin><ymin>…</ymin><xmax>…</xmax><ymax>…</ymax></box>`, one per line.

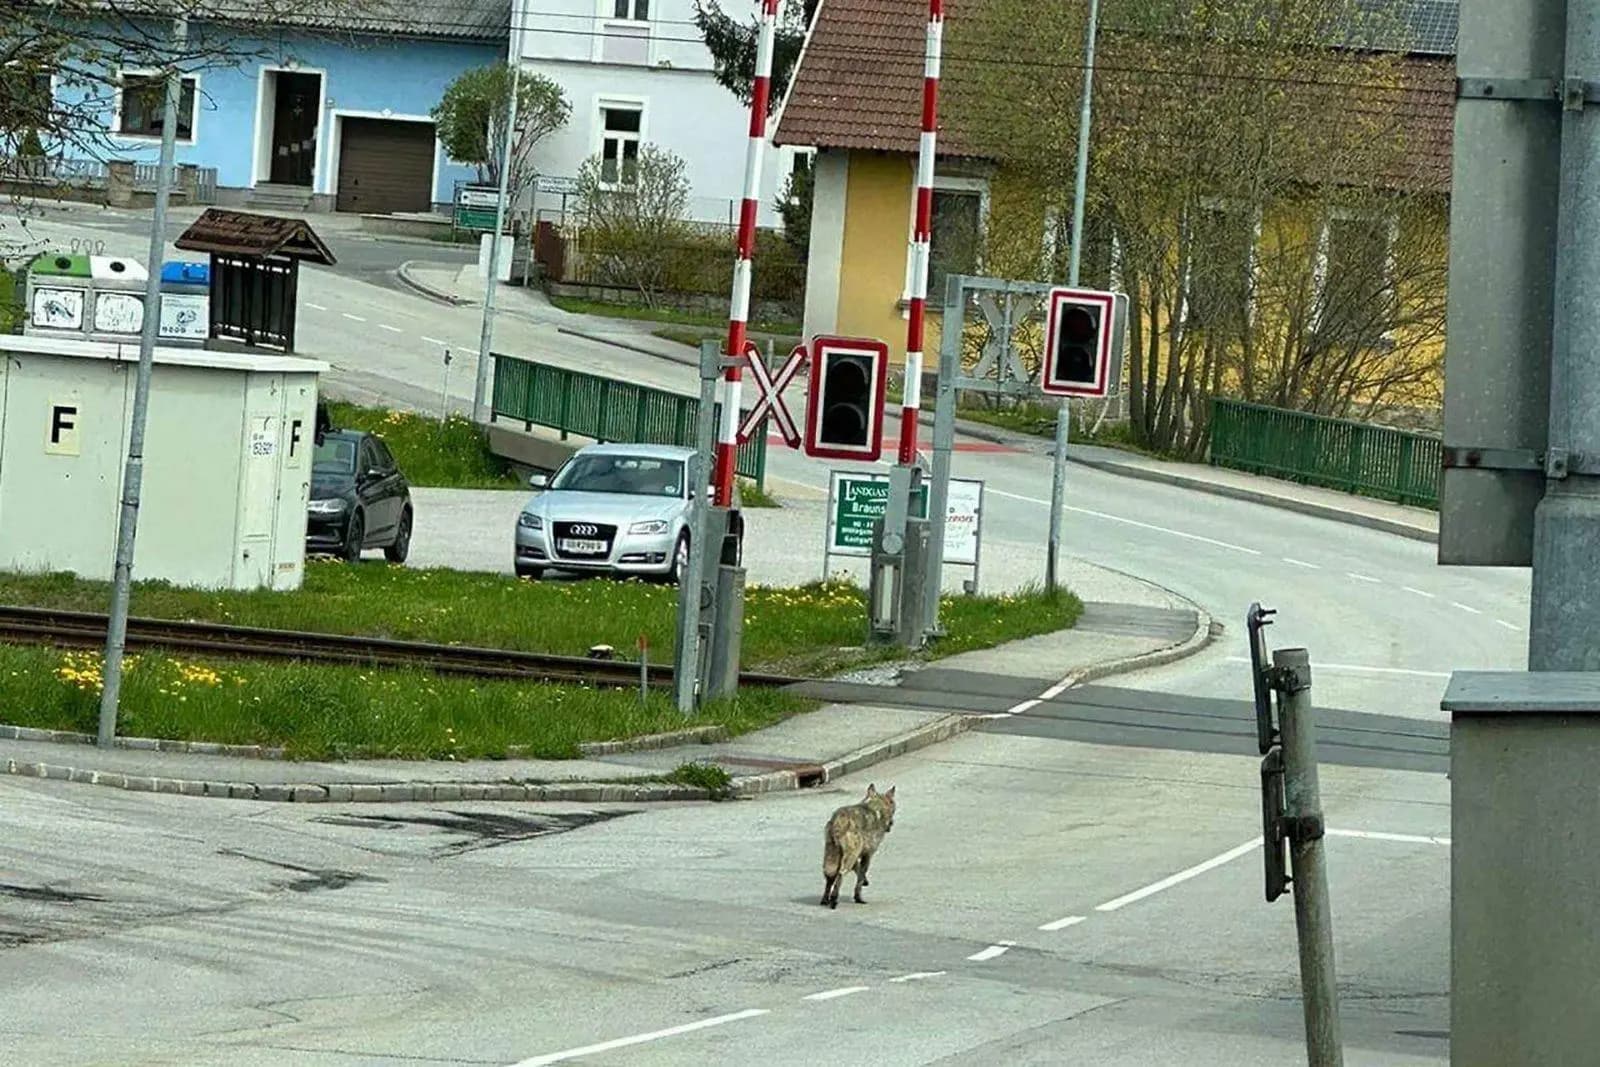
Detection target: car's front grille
<box><xmin>552</xmin><ymin>522</ymin><xmax>617</xmax><ymax>559</ymax></box>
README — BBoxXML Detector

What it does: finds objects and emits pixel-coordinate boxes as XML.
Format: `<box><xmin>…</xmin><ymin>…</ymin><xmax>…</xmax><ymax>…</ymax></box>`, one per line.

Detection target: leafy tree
<box><xmin>776</xmin><ymin>153</ymin><xmax>812</xmax><ymax>256</ymax></box>
<box><xmin>574</xmin><ymin>144</ymin><xmax>693</xmax><ymax>305</ymax></box>
<box><xmin>693</xmin><ymin>0</ymin><xmax>819</xmax><ymax>114</ymax></box>
<box><xmin>431</xmin><ymin>63</ymin><xmax>571</xmax><ymax>202</ymax></box>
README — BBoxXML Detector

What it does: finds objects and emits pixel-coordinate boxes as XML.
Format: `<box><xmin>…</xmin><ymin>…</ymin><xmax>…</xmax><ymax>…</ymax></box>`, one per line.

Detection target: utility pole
<box><xmin>473</xmin><ymin>17</ymin><xmax>524</xmax><ymax>424</ymax></box>
<box><xmin>98</xmin><ymin>17</ymin><xmax>185</xmax><ymax>748</ymax></box>
<box><xmin>1273</xmin><ymin>647</ymin><xmax>1343</xmax><ymax>1066</ymax></box>
<box><xmin>1046</xmin><ymin>0</ymin><xmax>1100</xmax><ymax>593</ymax></box>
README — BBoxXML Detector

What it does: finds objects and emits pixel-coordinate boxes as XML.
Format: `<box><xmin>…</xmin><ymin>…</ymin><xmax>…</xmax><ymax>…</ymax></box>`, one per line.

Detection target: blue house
<box><xmin>57</xmin><ymin>2</ymin><xmax>510</xmax><ymax>214</ymax></box>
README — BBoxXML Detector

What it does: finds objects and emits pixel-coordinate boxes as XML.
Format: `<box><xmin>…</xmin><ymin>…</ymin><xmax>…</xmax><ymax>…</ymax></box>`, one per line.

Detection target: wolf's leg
<box><xmin>858</xmin><ymin>850</ymin><xmax>872</xmax><ymax>888</ymax></box>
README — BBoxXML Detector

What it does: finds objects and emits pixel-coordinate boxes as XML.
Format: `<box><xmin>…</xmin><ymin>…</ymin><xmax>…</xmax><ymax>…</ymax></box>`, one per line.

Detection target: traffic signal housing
<box><xmin>805</xmin><ymin>336</ymin><xmax>889</xmax><ymax>461</ymax></box>
<box><xmin>1042</xmin><ymin>286</ymin><xmax>1116</xmax><ymax>397</ymax></box>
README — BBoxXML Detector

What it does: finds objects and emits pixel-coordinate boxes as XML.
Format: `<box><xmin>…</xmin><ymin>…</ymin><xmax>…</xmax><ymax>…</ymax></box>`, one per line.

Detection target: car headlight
<box><xmin>629</xmin><ymin>520</ymin><xmax>670</xmax><ymax>535</ymax></box>
<box><xmin>518</xmin><ymin>512</ymin><xmax>543</xmax><ymax>530</ymax></box>
<box><xmin>308</xmin><ymin>498</ymin><xmax>347</xmax><ymax>515</ymax></box>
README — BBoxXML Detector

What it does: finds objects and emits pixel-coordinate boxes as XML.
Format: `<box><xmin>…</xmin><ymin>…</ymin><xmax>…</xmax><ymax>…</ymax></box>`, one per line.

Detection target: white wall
<box><xmin>802</xmin><ymin>148</ymin><xmax>848</xmax><ymax>338</ymax></box>
<box><xmin>517</xmin><ymin>0</ymin><xmax>796</xmax><ymax>226</ymax></box>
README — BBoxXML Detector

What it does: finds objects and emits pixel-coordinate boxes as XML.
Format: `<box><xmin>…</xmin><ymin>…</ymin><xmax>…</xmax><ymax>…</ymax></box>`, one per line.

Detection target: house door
<box><xmin>335</xmin><ymin>118</ymin><xmax>435</xmax><ymax>214</ymax></box>
<box><xmin>269</xmin><ymin>71</ymin><xmax>321</xmax><ymax>186</ymax></box>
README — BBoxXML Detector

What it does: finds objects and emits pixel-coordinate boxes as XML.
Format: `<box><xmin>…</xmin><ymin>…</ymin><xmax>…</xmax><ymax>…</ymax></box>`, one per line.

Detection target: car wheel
<box><xmin>384</xmin><ymin>507</ymin><xmax>412</xmax><ymax>564</ymax></box>
<box><xmin>343</xmin><ymin>512</ymin><xmax>365</xmax><ymax>564</ymax></box>
<box><xmin>515</xmin><ymin>564</ymin><xmax>545</xmax><ymax>580</ymax></box>
<box><xmin>669</xmin><ymin>533</ymin><xmax>690</xmax><ymax>585</ymax></box>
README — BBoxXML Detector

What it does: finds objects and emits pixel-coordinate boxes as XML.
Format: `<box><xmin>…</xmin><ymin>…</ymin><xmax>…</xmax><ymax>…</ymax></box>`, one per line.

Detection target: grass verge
<box><xmin>738</xmin><ymin>478</ymin><xmax>780</xmax><ymax>509</ymax></box>
<box><xmin>324</xmin><ymin>403</ymin><xmax>523</xmax><ymax>490</ymax></box>
<box><xmin>651</xmin><ymin>325</ymin><xmax>804</xmax><ymax>355</ymax></box>
<box><xmin>548</xmin><ymin>294</ymin><xmax>801</xmax><ymax>337</ymax></box>
<box><xmin>4</xmin><ymin>645</ymin><xmax>805</xmax><ymax>761</ymax></box>
<box><xmin>956</xmin><ymin>401</ymin><xmax>1184</xmax><ymax>460</ymax></box>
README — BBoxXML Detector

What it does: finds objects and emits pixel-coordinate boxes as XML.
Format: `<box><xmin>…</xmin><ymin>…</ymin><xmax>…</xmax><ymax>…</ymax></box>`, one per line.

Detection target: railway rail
<box><xmin>0</xmin><ymin>605</ymin><xmax>805</xmax><ymax>690</ymax></box>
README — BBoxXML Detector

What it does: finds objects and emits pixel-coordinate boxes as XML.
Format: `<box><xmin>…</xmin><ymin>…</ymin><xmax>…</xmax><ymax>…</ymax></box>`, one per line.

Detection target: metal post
<box><xmin>1274</xmin><ymin>647</ymin><xmax>1344</xmax><ymax>1067</ymax></box>
<box><xmin>1046</xmin><ymin>402</ymin><xmax>1069</xmax><ymax>592</ymax></box>
<box><xmin>473</xmin><ymin>23</ymin><xmax>523</xmax><ymax>423</ymax></box>
<box><xmin>1044</xmin><ymin>0</ymin><xmax>1099</xmax><ymax>597</ymax></box>
<box><xmin>922</xmin><ymin>271</ymin><xmax>965</xmax><ymax>637</ymax></box>
<box><xmin>674</xmin><ymin>342</ymin><xmax>722</xmax><ymax>713</ymax></box>
<box><xmin>441</xmin><ymin>347</ymin><xmax>452</xmax><ymax>423</ymax></box>
<box><xmin>1530</xmin><ymin>0</ymin><xmax>1600</xmax><ymax>669</ymax></box>
<box><xmin>97</xmin><ymin>17</ymin><xmax>185</xmax><ymax>749</ymax></box>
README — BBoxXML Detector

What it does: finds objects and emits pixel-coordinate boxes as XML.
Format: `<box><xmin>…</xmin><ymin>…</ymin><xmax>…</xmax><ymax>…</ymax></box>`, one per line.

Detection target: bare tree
<box><xmin>573</xmin><ymin>144</ymin><xmax>692</xmax><ymax>306</ymax></box>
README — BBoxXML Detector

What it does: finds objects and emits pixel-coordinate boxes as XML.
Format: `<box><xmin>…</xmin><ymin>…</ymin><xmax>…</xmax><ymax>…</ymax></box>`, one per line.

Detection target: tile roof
<box><xmin>775</xmin><ymin>0</ymin><xmax>1456</xmax><ymax>188</ymax></box>
<box><xmin>176</xmin><ymin>209</ymin><xmax>337</xmax><ymax>264</ymax></box>
<box><xmin>115</xmin><ymin>0</ymin><xmax>510</xmax><ymax>43</ymax></box>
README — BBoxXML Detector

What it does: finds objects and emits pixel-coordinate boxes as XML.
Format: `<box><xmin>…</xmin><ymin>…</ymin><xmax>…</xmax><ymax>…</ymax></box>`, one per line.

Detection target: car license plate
<box><xmin>559</xmin><ymin>538</ymin><xmax>607</xmax><ymax>555</ymax></box>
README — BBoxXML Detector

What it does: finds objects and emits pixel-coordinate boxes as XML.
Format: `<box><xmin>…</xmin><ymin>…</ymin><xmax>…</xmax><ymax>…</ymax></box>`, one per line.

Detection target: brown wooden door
<box><xmin>335</xmin><ymin>118</ymin><xmax>435</xmax><ymax>214</ymax></box>
<box><xmin>269</xmin><ymin>71</ymin><xmax>321</xmax><ymax>186</ymax></box>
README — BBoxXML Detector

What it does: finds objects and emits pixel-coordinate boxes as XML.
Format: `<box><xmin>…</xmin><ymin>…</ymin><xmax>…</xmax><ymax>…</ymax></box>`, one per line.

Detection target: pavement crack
<box><xmin>664</xmin><ymin>956</ymin><xmax>747</xmax><ymax>979</ymax></box>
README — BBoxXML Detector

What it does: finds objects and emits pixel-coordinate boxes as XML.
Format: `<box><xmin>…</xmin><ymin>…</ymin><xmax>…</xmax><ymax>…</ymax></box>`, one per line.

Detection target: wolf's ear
<box><xmin>885</xmin><ymin>785</ymin><xmax>896</xmax><ymax>799</ymax></box>
<box><xmin>865</xmin><ymin>783</ymin><xmax>877</xmax><ymax>797</ymax></box>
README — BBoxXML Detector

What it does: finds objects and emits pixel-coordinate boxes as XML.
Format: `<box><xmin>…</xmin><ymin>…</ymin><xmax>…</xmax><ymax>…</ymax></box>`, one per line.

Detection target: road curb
<box><xmin>578</xmin><ymin>725</ymin><xmax>729</xmax><ymax>757</ymax></box>
<box><xmin>0</xmin><ymin>723</ymin><xmax>284</xmax><ymax>760</ymax></box>
<box><xmin>1067</xmin><ymin>455</ymin><xmax>1438</xmax><ymax>544</ymax></box>
<box><xmin>1071</xmin><ymin>601</ymin><xmax>1219</xmax><ymax>687</ymax></box>
<box><xmin>396</xmin><ymin>260</ymin><xmax>470</xmax><ymax>308</ymax></box>
<box><xmin>727</xmin><ymin>713</ymin><xmax>974</xmax><ymax>798</ymax></box>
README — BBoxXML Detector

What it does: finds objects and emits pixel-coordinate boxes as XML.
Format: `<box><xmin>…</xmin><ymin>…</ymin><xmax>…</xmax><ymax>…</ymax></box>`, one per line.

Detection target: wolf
<box><xmin>820</xmin><ymin>783</ymin><xmax>896</xmax><ymax>909</ymax></box>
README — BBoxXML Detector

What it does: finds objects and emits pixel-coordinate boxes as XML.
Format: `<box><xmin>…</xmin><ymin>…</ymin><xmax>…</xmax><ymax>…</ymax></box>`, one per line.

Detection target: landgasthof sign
<box><xmin>827</xmin><ymin>471</ymin><xmax>982</xmax><ymax>566</ymax></box>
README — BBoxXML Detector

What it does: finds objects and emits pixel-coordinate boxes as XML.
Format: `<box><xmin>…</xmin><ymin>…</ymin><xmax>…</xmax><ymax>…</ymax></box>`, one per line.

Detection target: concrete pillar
<box><xmin>106</xmin><ymin>161</ymin><xmax>135</xmax><ymax>207</ymax></box>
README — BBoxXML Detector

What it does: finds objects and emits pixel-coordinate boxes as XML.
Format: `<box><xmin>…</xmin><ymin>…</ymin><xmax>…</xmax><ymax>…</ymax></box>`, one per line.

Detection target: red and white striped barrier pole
<box><xmin>898</xmin><ymin>0</ymin><xmax>944</xmax><ymax>466</ymax></box>
<box><xmin>714</xmin><ymin>0</ymin><xmax>783</xmax><ymax>508</ymax></box>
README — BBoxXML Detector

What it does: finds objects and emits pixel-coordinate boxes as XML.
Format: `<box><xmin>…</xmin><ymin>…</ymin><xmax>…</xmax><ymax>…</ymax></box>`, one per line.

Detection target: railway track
<box><xmin>0</xmin><ymin>604</ymin><xmax>805</xmax><ymax>690</ymax></box>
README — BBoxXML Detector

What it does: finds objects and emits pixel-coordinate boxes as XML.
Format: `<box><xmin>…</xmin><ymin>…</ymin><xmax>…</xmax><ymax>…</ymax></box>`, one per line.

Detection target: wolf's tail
<box><xmin>823</xmin><ymin>824</ymin><xmax>843</xmax><ymax>878</ymax></box>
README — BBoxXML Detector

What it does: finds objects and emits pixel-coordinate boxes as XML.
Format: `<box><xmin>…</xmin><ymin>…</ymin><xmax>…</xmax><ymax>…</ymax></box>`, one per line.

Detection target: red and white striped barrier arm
<box><xmin>898</xmin><ymin>0</ymin><xmax>944</xmax><ymax>466</ymax></box>
<box><xmin>714</xmin><ymin>0</ymin><xmax>784</xmax><ymax>508</ymax></box>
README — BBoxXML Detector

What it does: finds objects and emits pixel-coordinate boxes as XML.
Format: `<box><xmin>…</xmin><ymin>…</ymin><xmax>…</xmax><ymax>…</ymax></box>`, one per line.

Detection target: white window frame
<box><xmin>250</xmin><ymin>64</ymin><xmax>329</xmax><ymax>191</ymax></box>
<box><xmin>902</xmin><ymin>171</ymin><xmax>990</xmax><ymax>308</ymax></box>
<box><xmin>592</xmin><ymin>95</ymin><xmax>646</xmax><ymax>188</ymax></box>
<box><xmin>592</xmin><ymin>0</ymin><xmax>655</xmax><ymax>65</ymax></box>
<box><xmin>1313</xmin><ymin>204</ymin><xmax>1400</xmax><ymax>339</ymax></box>
<box><xmin>111</xmin><ymin>67</ymin><xmax>200</xmax><ymax>145</ymax></box>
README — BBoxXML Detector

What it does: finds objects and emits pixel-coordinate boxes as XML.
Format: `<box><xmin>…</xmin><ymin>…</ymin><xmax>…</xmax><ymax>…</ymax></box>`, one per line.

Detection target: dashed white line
<box><xmin>803</xmin><ymin>986</ymin><xmax>869</xmax><ymax>1002</ymax></box>
<box><xmin>510</xmin><ymin>1008</ymin><xmax>770</xmax><ymax>1066</ymax></box>
<box><xmin>377</xmin><ymin>323</ymin><xmax>403</xmax><ymax>333</ymax></box>
<box><xmin>1403</xmin><ymin>586</ymin><xmax>1436</xmax><ymax>599</ymax></box>
<box><xmin>304</xmin><ymin>302</ymin><xmax>328</xmax><ymax>311</ymax></box>
<box><xmin>1095</xmin><ymin>839</ymin><xmax>1259</xmax><ymax>912</ymax></box>
<box><xmin>1346</xmin><ymin>572</ymin><xmax>1382</xmax><ymax>584</ymax></box>
<box><xmin>1282</xmin><ymin>557</ymin><xmax>1320</xmax><ymax>569</ymax></box>
<box><xmin>967</xmin><ymin>941</ymin><xmax>1016</xmax><ymax>962</ymax></box>
<box><xmin>422</xmin><ymin>335</ymin><xmax>451</xmax><ymax>347</ymax></box>
<box><xmin>342</xmin><ymin>313</ymin><xmax>367</xmax><ymax>322</ymax></box>
<box><xmin>888</xmin><ymin>971</ymin><xmax>946</xmax><ymax>983</ymax></box>
<box><xmin>985</xmin><ymin>488</ymin><xmax>1262</xmax><ymax>555</ymax></box>
<box><xmin>1451</xmin><ymin>601</ymin><xmax>1484</xmax><ymax>616</ymax></box>
<box><xmin>1327</xmin><ymin>828</ymin><xmax>1451</xmax><ymax>847</ymax></box>
<box><xmin>1494</xmin><ymin>619</ymin><xmax>1523</xmax><ymax>632</ymax></box>
<box><xmin>1038</xmin><ymin>914</ymin><xmax>1087</xmax><ymax>932</ymax></box>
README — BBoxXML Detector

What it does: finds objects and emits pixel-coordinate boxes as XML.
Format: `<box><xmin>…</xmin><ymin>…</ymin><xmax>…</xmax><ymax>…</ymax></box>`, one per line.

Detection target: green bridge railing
<box><xmin>490</xmin><ymin>353</ymin><xmax>768</xmax><ymax>487</ymax></box>
<box><xmin>1210</xmin><ymin>398</ymin><xmax>1440</xmax><ymax>509</ymax></box>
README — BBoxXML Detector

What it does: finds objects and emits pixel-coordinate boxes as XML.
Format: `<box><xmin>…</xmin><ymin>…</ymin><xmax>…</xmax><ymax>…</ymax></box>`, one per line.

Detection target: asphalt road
<box><xmin>0</xmin><ymin>209</ymin><xmax>1472</xmax><ymax>1063</ymax></box>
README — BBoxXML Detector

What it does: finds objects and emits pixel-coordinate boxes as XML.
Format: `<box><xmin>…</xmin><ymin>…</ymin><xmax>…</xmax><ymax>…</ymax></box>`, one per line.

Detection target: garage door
<box><xmin>336</xmin><ymin>118</ymin><xmax>436</xmax><ymax>214</ymax></box>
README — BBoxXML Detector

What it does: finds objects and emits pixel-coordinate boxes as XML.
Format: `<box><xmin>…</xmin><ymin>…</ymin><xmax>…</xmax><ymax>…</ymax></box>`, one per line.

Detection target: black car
<box><xmin>308</xmin><ymin>429</ymin><xmax>413</xmax><ymax>563</ymax></box>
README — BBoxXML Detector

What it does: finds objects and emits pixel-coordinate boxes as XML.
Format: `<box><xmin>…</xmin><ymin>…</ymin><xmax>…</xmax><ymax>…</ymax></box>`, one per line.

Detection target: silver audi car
<box><xmin>514</xmin><ymin>443</ymin><xmax>696</xmax><ymax>581</ymax></box>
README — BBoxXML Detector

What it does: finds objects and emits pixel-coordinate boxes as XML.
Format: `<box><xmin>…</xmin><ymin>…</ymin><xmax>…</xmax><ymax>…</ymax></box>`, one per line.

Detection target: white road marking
<box><xmin>304</xmin><ymin>302</ymin><xmax>328</xmax><ymax>311</ymax></box>
<box><xmin>510</xmin><ymin>1008</ymin><xmax>770</xmax><ymax>1065</ymax></box>
<box><xmin>986</xmin><ymin>488</ymin><xmax>1262</xmax><ymax>555</ymax></box>
<box><xmin>1282</xmin><ymin>557</ymin><xmax>1320</xmax><ymax>569</ymax></box>
<box><xmin>1494</xmin><ymin>619</ymin><xmax>1523</xmax><ymax>632</ymax></box>
<box><xmin>1327</xmin><ymin>828</ymin><xmax>1451</xmax><ymax>847</ymax></box>
<box><xmin>1004</xmin><ymin>698</ymin><xmax>1042</xmax><ymax>716</ymax></box>
<box><xmin>803</xmin><ymin>986</ymin><xmax>869</xmax><ymax>1002</ymax></box>
<box><xmin>342</xmin><ymin>313</ymin><xmax>366</xmax><ymax>322</ymax></box>
<box><xmin>422</xmin><ymin>335</ymin><xmax>451</xmax><ymax>347</ymax></box>
<box><xmin>1224</xmin><ymin>656</ymin><xmax>1450</xmax><ymax>679</ymax></box>
<box><xmin>1403</xmin><ymin>586</ymin><xmax>1436</xmax><ymax>599</ymax></box>
<box><xmin>1451</xmin><ymin>601</ymin><xmax>1484</xmax><ymax>616</ymax></box>
<box><xmin>1038</xmin><ymin>678</ymin><xmax>1074</xmax><ymax>701</ymax></box>
<box><xmin>377</xmin><ymin>323</ymin><xmax>403</xmax><ymax>333</ymax></box>
<box><xmin>967</xmin><ymin>941</ymin><xmax>1016</xmax><ymax>962</ymax></box>
<box><xmin>1095</xmin><ymin>839</ymin><xmax>1260</xmax><ymax>912</ymax></box>
<box><xmin>1038</xmin><ymin>914</ymin><xmax>1087</xmax><ymax>932</ymax></box>
<box><xmin>888</xmin><ymin>971</ymin><xmax>946</xmax><ymax>983</ymax></box>
<box><xmin>1346</xmin><ymin>572</ymin><xmax>1382</xmax><ymax>584</ymax></box>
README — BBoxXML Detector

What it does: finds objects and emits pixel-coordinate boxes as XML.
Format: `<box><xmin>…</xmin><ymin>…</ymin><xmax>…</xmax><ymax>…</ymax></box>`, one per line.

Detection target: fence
<box><xmin>1210</xmin><ymin>398</ymin><xmax>1441</xmax><ymax>508</ymax></box>
<box><xmin>490</xmin><ymin>353</ymin><xmax>768</xmax><ymax>488</ymax></box>
<box><xmin>0</xmin><ymin>156</ymin><xmax>219</xmax><ymax>203</ymax></box>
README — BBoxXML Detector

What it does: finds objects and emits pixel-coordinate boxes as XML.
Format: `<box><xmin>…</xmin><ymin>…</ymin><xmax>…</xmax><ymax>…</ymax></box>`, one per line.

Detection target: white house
<box><xmin>515</xmin><ymin>0</ymin><xmax>802</xmax><ymax>226</ymax></box>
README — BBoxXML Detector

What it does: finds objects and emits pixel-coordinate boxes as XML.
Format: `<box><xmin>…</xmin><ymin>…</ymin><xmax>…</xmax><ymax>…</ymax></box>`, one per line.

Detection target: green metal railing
<box><xmin>1210</xmin><ymin>398</ymin><xmax>1440</xmax><ymax>509</ymax></box>
<box><xmin>490</xmin><ymin>353</ymin><xmax>768</xmax><ymax>487</ymax></box>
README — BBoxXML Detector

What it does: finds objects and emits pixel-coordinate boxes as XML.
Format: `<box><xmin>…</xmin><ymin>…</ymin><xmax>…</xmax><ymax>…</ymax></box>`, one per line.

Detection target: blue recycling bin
<box><xmin>158</xmin><ymin>260</ymin><xmax>210</xmax><ymax>345</ymax></box>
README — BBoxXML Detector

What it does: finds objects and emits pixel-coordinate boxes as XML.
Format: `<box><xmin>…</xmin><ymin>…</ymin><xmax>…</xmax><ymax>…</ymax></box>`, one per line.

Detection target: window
<box><xmin>1316</xmin><ymin>213</ymin><xmax>1396</xmax><ymax>342</ymax></box>
<box><xmin>599</xmin><ymin>104</ymin><xmax>642</xmax><ymax>185</ymax></box>
<box><xmin>612</xmin><ymin>0</ymin><xmax>649</xmax><ymax>20</ymax></box>
<box><xmin>117</xmin><ymin>70</ymin><xmax>197</xmax><ymax>141</ymax></box>
<box><xmin>928</xmin><ymin>188</ymin><xmax>983</xmax><ymax>295</ymax></box>
<box><xmin>1185</xmin><ymin>205</ymin><xmax>1255</xmax><ymax>335</ymax></box>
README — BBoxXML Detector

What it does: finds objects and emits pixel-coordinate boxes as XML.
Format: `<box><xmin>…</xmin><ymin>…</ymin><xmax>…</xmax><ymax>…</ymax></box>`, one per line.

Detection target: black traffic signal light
<box><xmin>805</xmin><ymin>337</ymin><xmax>888</xmax><ymax>460</ymax></box>
<box><xmin>1042</xmin><ymin>287</ymin><xmax>1116</xmax><ymax>397</ymax></box>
